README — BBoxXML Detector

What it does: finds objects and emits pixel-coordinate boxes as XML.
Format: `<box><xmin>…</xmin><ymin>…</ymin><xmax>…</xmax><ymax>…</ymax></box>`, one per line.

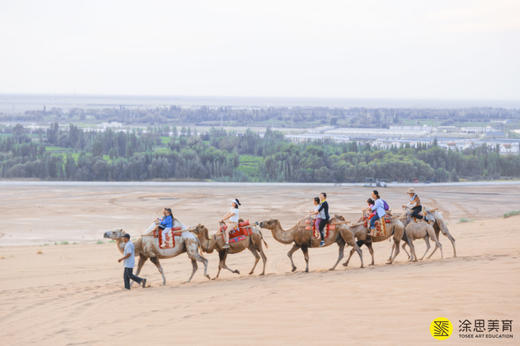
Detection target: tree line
<box><xmin>1</xmin><ymin>123</ymin><xmax>519</xmax><ymax>182</ymax></box>
<box><xmin>3</xmin><ymin>105</ymin><xmax>519</xmax><ymax>129</ymax></box>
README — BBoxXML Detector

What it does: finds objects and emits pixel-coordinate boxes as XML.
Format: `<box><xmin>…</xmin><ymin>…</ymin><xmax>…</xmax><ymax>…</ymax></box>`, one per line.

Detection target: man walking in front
<box><xmin>118</xmin><ymin>234</ymin><xmax>147</xmax><ymax>290</ymax></box>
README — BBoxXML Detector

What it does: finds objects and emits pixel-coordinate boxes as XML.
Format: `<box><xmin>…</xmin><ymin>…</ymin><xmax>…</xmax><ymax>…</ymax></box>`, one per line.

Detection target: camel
<box><xmin>258</xmin><ymin>215</ymin><xmax>363</xmax><ymax>273</ymax></box>
<box><xmin>103</xmin><ymin>224</ymin><xmax>210</xmax><ymax>285</ymax></box>
<box><xmin>189</xmin><ymin>223</ymin><xmax>268</xmax><ymax>279</ymax></box>
<box><xmin>424</xmin><ymin>208</ymin><xmax>456</xmax><ymax>257</ymax></box>
<box><xmin>398</xmin><ymin>212</ymin><xmax>443</xmax><ymax>261</ymax></box>
<box><xmin>342</xmin><ymin>214</ymin><xmax>405</xmax><ymax>267</ymax></box>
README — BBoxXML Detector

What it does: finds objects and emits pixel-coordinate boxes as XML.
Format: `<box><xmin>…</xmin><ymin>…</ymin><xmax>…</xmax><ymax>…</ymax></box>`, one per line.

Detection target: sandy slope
<box><xmin>1</xmin><ymin>184</ymin><xmax>519</xmax><ymax>345</ymax></box>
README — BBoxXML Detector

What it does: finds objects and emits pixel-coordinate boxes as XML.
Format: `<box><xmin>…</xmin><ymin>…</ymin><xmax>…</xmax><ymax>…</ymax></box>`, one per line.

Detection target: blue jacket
<box><xmin>160</xmin><ymin>215</ymin><xmax>173</xmax><ymax>228</ymax></box>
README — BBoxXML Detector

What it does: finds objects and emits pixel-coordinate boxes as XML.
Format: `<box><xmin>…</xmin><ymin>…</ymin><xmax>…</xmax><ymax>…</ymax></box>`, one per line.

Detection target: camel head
<box><xmin>423</xmin><ymin>208</ymin><xmax>439</xmax><ymax>224</ymax></box>
<box><xmin>189</xmin><ymin>224</ymin><xmax>209</xmax><ymax>240</ymax></box>
<box><xmin>333</xmin><ymin>214</ymin><xmax>346</xmax><ymax>222</ymax></box>
<box><xmin>103</xmin><ymin>229</ymin><xmax>127</xmax><ymax>240</ymax></box>
<box><xmin>257</xmin><ymin>219</ymin><xmax>280</xmax><ymax>230</ymax></box>
<box><xmin>425</xmin><ymin>209</ymin><xmax>448</xmax><ymax>231</ymax></box>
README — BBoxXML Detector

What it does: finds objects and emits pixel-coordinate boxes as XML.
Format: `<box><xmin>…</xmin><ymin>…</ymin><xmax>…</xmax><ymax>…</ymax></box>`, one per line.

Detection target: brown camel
<box><xmin>189</xmin><ymin>223</ymin><xmax>268</xmax><ymax>279</ymax></box>
<box><xmin>103</xmin><ymin>227</ymin><xmax>210</xmax><ymax>285</ymax></box>
<box><xmin>258</xmin><ymin>215</ymin><xmax>362</xmax><ymax>272</ymax></box>
<box><xmin>342</xmin><ymin>215</ymin><xmax>405</xmax><ymax>266</ymax></box>
<box><xmin>399</xmin><ymin>213</ymin><xmax>444</xmax><ymax>261</ymax></box>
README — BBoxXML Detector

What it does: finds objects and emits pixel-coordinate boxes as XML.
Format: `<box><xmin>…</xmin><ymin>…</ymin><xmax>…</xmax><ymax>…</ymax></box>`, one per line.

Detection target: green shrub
<box><xmin>504</xmin><ymin>210</ymin><xmax>520</xmax><ymax>218</ymax></box>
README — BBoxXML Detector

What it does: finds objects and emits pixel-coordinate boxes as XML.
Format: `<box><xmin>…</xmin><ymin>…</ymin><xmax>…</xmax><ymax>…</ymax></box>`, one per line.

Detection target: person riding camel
<box><xmin>402</xmin><ymin>188</ymin><xmax>423</xmax><ymax>221</ymax></box>
<box><xmin>309</xmin><ymin>196</ymin><xmax>322</xmax><ymax>236</ymax></box>
<box><xmin>219</xmin><ymin>198</ymin><xmax>241</xmax><ymax>249</ymax></box>
<box><xmin>157</xmin><ymin>208</ymin><xmax>173</xmax><ymax>248</ymax></box>
<box><xmin>369</xmin><ymin>190</ymin><xmax>386</xmax><ymax>236</ymax></box>
<box><xmin>317</xmin><ymin>192</ymin><xmax>329</xmax><ymax>247</ymax></box>
<box><xmin>363</xmin><ymin>198</ymin><xmax>375</xmax><ymax>221</ymax></box>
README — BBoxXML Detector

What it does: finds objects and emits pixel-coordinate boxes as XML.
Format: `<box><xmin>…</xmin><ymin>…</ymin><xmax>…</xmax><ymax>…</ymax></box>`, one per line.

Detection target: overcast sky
<box><xmin>0</xmin><ymin>0</ymin><xmax>519</xmax><ymax>100</ymax></box>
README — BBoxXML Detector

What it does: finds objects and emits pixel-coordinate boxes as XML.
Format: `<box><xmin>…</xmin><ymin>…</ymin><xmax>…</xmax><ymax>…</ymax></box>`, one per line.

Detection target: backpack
<box><xmin>382</xmin><ymin>199</ymin><xmax>390</xmax><ymax>211</ymax></box>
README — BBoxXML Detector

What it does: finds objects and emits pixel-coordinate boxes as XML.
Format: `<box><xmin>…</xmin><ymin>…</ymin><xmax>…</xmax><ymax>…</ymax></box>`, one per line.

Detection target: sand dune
<box><xmin>1</xmin><ymin>184</ymin><xmax>519</xmax><ymax>345</ymax></box>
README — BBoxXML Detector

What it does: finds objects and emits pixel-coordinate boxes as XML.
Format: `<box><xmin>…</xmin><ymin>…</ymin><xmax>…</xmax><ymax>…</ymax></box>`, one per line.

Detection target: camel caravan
<box><xmin>104</xmin><ymin>190</ymin><xmax>457</xmax><ymax>288</ymax></box>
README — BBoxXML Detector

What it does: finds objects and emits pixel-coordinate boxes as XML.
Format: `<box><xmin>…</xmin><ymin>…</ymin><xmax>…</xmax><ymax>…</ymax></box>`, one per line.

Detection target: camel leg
<box><xmin>366</xmin><ymin>243</ymin><xmax>374</xmax><ymax>266</ymax></box>
<box><xmin>248</xmin><ymin>247</ymin><xmax>261</xmax><ymax>275</ymax></box>
<box><xmin>256</xmin><ymin>240</ymin><xmax>267</xmax><ymax>276</ymax></box>
<box><xmin>330</xmin><ymin>240</ymin><xmax>345</xmax><ymax>271</ymax></box>
<box><xmin>354</xmin><ymin>242</ymin><xmax>364</xmax><ymax>268</ymax></box>
<box><xmin>339</xmin><ymin>237</ymin><xmax>363</xmax><ymax>269</ymax></box>
<box><xmin>420</xmin><ymin>237</ymin><xmax>431</xmax><ymax>260</ymax></box>
<box><xmin>388</xmin><ymin>242</ymin><xmax>395</xmax><ymax>262</ymax></box>
<box><xmin>185</xmin><ymin>239</ymin><xmax>210</xmax><ymax>281</ymax></box>
<box><xmin>149</xmin><ymin>257</ymin><xmax>166</xmax><ymax>285</ymax></box>
<box><xmin>185</xmin><ymin>259</ymin><xmax>198</xmax><ymax>283</ymax></box>
<box><xmin>427</xmin><ymin>239</ymin><xmax>443</xmax><ymax>259</ymax></box>
<box><xmin>186</xmin><ymin>253</ymin><xmax>210</xmax><ymax>282</ymax></box>
<box><xmin>437</xmin><ymin>225</ymin><xmax>456</xmax><ymax>257</ymax></box>
<box><xmin>216</xmin><ymin>250</ymin><xmax>240</xmax><ymax>279</ymax></box>
<box><xmin>287</xmin><ymin>244</ymin><xmax>299</xmax><ymax>272</ymax></box>
<box><xmin>343</xmin><ymin>247</ymin><xmax>356</xmax><ymax>267</ymax></box>
<box><xmin>301</xmin><ymin>246</ymin><xmax>309</xmax><ymax>273</ymax></box>
<box><xmin>387</xmin><ymin>237</ymin><xmax>401</xmax><ymax>264</ymax></box>
<box><xmin>426</xmin><ymin>241</ymin><xmax>439</xmax><ymax>259</ymax></box>
<box><xmin>200</xmin><ymin>254</ymin><xmax>210</xmax><ymax>280</ymax></box>
<box><xmin>408</xmin><ymin>239</ymin><xmax>418</xmax><ymax>262</ymax></box>
<box><xmin>214</xmin><ymin>252</ymin><xmax>223</xmax><ymax>280</ymax></box>
<box><xmin>135</xmin><ymin>256</ymin><xmax>148</xmax><ymax>276</ymax></box>
<box><xmin>444</xmin><ymin>232</ymin><xmax>456</xmax><ymax>257</ymax></box>
<box><xmin>401</xmin><ymin>242</ymin><xmax>411</xmax><ymax>260</ymax></box>
<box><xmin>426</xmin><ymin>230</ymin><xmax>443</xmax><ymax>259</ymax></box>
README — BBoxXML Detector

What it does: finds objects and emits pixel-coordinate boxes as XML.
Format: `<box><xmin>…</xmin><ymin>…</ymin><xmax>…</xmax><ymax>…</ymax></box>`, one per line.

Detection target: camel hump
<box><xmin>181</xmin><ymin>231</ymin><xmax>196</xmax><ymax>240</ymax></box>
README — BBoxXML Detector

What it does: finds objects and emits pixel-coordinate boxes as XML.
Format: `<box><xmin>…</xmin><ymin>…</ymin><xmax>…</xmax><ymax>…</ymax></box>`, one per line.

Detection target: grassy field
<box><xmin>237</xmin><ymin>155</ymin><xmax>263</xmax><ymax>179</ymax></box>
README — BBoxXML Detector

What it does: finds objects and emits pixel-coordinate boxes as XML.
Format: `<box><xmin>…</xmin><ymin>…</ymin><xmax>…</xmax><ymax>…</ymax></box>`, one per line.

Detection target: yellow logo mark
<box><xmin>430</xmin><ymin>317</ymin><xmax>453</xmax><ymax>340</ymax></box>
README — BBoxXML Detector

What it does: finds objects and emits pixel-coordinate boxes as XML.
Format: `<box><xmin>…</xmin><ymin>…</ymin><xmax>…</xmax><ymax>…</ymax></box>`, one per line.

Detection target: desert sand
<box><xmin>1</xmin><ymin>182</ymin><xmax>519</xmax><ymax>345</ymax></box>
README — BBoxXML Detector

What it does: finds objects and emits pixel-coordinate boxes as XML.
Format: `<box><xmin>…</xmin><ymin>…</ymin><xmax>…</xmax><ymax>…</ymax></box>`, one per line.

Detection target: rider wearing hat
<box><xmin>403</xmin><ymin>188</ymin><xmax>423</xmax><ymax>220</ymax></box>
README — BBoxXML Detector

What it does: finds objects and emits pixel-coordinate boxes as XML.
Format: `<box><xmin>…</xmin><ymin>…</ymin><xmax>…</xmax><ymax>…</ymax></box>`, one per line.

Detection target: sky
<box><xmin>0</xmin><ymin>0</ymin><xmax>519</xmax><ymax>101</ymax></box>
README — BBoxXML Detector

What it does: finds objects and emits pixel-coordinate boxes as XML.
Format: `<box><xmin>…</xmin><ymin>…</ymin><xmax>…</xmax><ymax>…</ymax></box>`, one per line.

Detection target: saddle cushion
<box><xmin>154</xmin><ymin>227</ymin><xmax>183</xmax><ymax>249</ymax></box>
<box><xmin>219</xmin><ymin>220</ymin><xmax>252</xmax><ymax>242</ymax></box>
<box><xmin>304</xmin><ymin>219</ymin><xmax>335</xmax><ymax>239</ymax></box>
<box><xmin>363</xmin><ymin>216</ymin><xmax>391</xmax><ymax>235</ymax></box>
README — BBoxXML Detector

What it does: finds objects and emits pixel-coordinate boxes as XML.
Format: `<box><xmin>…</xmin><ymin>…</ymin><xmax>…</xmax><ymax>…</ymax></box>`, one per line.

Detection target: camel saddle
<box><xmin>153</xmin><ymin>227</ymin><xmax>183</xmax><ymax>249</ymax></box>
<box><xmin>304</xmin><ymin>218</ymin><xmax>336</xmax><ymax>239</ymax></box>
<box><xmin>219</xmin><ymin>220</ymin><xmax>252</xmax><ymax>243</ymax></box>
<box><xmin>363</xmin><ymin>215</ymin><xmax>390</xmax><ymax>237</ymax></box>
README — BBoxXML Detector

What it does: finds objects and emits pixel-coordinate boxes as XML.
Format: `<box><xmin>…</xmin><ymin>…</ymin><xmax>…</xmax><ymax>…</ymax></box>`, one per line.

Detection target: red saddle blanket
<box><xmin>153</xmin><ymin>227</ymin><xmax>183</xmax><ymax>249</ymax></box>
<box><xmin>219</xmin><ymin>220</ymin><xmax>252</xmax><ymax>243</ymax></box>
<box><xmin>304</xmin><ymin>219</ymin><xmax>336</xmax><ymax>239</ymax></box>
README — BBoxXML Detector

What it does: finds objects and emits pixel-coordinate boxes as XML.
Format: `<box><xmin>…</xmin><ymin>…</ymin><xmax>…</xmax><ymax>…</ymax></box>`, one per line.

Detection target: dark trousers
<box><xmin>411</xmin><ymin>205</ymin><xmax>423</xmax><ymax>219</ymax></box>
<box><xmin>318</xmin><ymin>219</ymin><xmax>328</xmax><ymax>241</ymax></box>
<box><xmin>370</xmin><ymin>213</ymin><xmax>380</xmax><ymax>229</ymax></box>
<box><xmin>124</xmin><ymin>267</ymin><xmax>143</xmax><ymax>290</ymax></box>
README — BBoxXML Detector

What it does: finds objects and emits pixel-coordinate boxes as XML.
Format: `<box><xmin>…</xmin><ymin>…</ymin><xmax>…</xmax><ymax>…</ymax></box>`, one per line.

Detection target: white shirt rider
<box><xmin>229</xmin><ymin>207</ymin><xmax>239</xmax><ymax>223</ymax></box>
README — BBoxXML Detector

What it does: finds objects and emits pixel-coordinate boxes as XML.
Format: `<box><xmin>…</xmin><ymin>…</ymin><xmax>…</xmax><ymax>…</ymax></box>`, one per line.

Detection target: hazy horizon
<box><xmin>1</xmin><ymin>93</ymin><xmax>519</xmax><ymax>112</ymax></box>
<box><xmin>1</xmin><ymin>0</ymin><xmax>519</xmax><ymax>101</ymax></box>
